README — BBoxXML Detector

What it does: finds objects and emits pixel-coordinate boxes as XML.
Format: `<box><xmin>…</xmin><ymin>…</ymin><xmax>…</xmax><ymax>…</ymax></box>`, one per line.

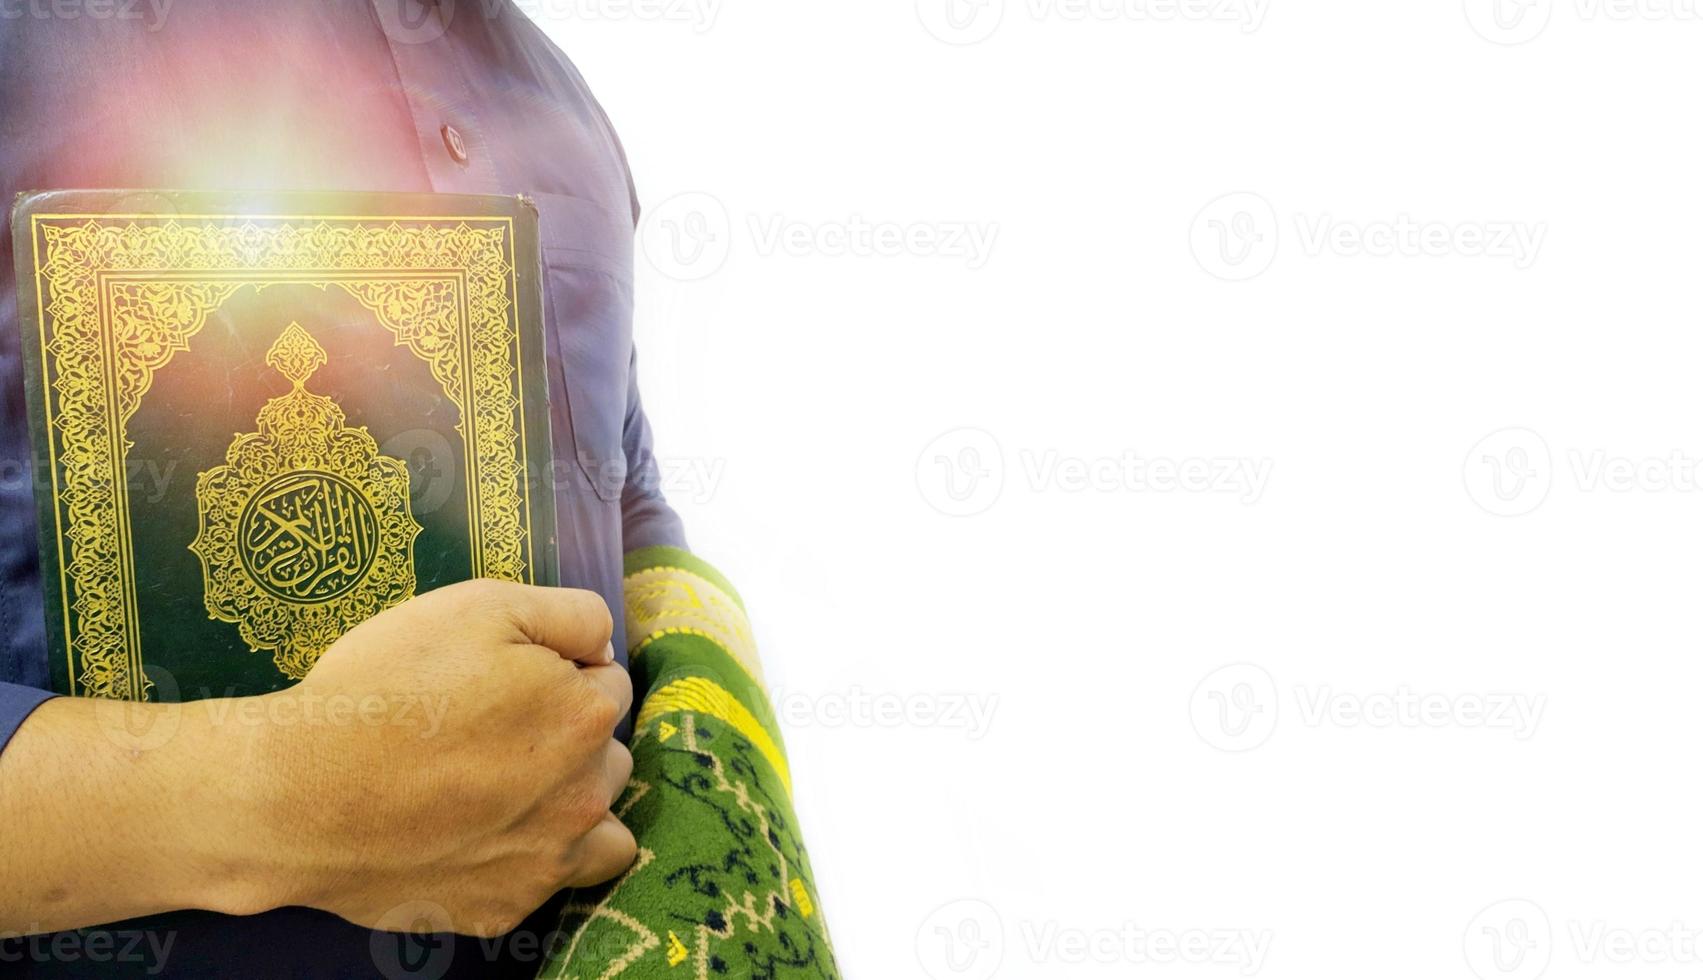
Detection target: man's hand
<box><xmin>0</xmin><ymin>580</ymin><xmax>634</xmax><ymax>939</ymax></box>
<box><xmin>252</xmin><ymin>579</ymin><xmax>635</xmax><ymax>936</ymax></box>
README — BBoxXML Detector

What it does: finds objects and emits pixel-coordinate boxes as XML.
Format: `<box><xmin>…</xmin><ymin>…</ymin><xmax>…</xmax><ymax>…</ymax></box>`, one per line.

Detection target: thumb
<box><xmin>493</xmin><ymin>582</ymin><xmax>614</xmax><ymax>666</ymax></box>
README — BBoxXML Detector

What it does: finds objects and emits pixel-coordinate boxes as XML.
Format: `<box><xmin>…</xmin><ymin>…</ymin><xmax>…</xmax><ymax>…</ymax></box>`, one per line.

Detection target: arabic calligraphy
<box><xmin>191</xmin><ymin>323</ymin><xmax>420</xmax><ymax>679</ymax></box>
<box><xmin>239</xmin><ymin>470</ymin><xmax>379</xmax><ymax>602</ymax></box>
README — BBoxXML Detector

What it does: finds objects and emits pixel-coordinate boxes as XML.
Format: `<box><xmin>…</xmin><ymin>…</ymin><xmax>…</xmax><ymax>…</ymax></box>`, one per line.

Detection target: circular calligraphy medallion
<box><xmin>238</xmin><ymin>470</ymin><xmax>380</xmax><ymax>603</ymax></box>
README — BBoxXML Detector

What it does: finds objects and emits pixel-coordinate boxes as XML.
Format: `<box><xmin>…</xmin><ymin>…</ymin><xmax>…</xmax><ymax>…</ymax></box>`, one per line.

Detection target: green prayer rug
<box><xmin>538</xmin><ymin>547</ymin><xmax>839</xmax><ymax>979</ymax></box>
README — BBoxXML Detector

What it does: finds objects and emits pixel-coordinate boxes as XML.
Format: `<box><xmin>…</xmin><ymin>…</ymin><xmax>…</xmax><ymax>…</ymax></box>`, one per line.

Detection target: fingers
<box><xmin>603</xmin><ymin>739</ymin><xmax>634</xmax><ymax>805</ymax></box>
<box><xmin>562</xmin><ymin>814</ymin><xmax>638</xmax><ymax>888</ymax></box>
<box><xmin>579</xmin><ymin>662</ymin><xmax>634</xmax><ymax>722</ymax></box>
<box><xmin>490</xmin><ymin>582</ymin><xmax>613</xmax><ymax>665</ymax></box>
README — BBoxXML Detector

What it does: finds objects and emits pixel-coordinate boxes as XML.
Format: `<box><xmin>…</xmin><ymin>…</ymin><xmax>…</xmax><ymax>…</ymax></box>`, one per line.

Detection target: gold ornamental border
<box><xmin>30</xmin><ymin>213</ymin><xmax>536</xmax><ymax>699</ymax></box>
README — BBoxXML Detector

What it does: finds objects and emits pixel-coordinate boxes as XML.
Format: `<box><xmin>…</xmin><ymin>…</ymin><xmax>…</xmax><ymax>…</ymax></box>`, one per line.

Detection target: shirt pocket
<box><xmin>533</xmin><ymin>192</ymin><xmax>634</xmax><ymax>503</ymax></box>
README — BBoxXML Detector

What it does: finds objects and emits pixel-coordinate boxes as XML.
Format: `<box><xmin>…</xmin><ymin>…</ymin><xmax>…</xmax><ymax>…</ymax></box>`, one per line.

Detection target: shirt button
<box><xmin>441</xmin><ymin>124</ymin><xmax>469</xmax><ymax>165</ymax></box>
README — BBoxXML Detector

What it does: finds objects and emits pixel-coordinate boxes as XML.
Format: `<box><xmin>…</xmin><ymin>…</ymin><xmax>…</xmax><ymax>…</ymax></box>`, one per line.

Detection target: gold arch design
<box><xmin>190</xmin><ymin>324</ymin><xmax>422</xmax><ymax>680</ymax></box>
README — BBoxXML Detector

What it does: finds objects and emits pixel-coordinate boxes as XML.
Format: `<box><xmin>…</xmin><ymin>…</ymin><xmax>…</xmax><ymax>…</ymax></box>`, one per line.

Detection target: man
<box><xmin>0</xmin><ymin>2</ymin><xmax>835</xmax><ymax>976</ymax></box>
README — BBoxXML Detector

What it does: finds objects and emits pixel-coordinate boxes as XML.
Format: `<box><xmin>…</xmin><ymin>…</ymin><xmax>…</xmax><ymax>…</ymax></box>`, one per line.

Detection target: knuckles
<box><xmin>607</xmin><ymin>742</ymin><xmax>634</xmax><ymax>789</ymax></box>
<box><xmin>562</xmin><ymin>792</ymin><xmax>610</xmax><ymax>838</ymax></box>
<box><xmin>576</xmin><ymin>692</ymin><xmax>621</xmax><ymax>735</ymax></box>
<box><xmin>573</xmin><ymin>591</ymin><xmax>616</xmax><ymax>646</ymax></box>
<box><xmin>453</xmin><ymin>861</ymin><xmax>574</xmax><ymax>937</ymax></box>
<box><xmin>465</xmin><ymin>909</ymin><xmax>527</xmax><ymax>939</ymax></box>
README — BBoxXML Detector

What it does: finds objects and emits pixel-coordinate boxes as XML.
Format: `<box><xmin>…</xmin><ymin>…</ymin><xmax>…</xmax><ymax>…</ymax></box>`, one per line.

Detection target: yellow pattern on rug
<box><xmin>623</xmin><ymin>566</ymin><xmax>763</xmax><ymax>684</ymax></box>
<box><xmin>635</xmin><ymin>677</ymin><xmax>792</xmax><ymax>796</ymax></box>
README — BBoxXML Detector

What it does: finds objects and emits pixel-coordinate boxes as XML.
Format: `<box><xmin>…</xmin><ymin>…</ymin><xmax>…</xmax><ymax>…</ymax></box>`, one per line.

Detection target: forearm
<box><xmin>2</xmin><ymin>580</ymin><xmax>647</xmax><ymax>942</ymax></box>
<box><xmin>0</xmin><ymin>695</ymin><xmax>279</xmax><ymax>934</ymax></box>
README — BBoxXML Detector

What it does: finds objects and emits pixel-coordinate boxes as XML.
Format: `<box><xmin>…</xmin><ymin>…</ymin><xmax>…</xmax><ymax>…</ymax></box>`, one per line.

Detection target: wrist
<box><xmin>154</xmin><ymin>692</ymin><xmax>306</xmax><ymax>916</ymax></box>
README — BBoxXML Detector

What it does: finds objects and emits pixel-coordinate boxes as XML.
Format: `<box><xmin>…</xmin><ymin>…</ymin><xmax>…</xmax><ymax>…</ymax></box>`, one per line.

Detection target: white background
<box><xmin>534</xmin><ymin>2</ymin><xmax>1703</xmax><ymax>977</ymax></box>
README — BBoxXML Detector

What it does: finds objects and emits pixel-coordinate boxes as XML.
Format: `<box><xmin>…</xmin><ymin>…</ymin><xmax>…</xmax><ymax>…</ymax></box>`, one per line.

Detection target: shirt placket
<box><xmin>370</xmin><ymin>0</ymin><xmax>506</xmax><ymax>195</ymax></box>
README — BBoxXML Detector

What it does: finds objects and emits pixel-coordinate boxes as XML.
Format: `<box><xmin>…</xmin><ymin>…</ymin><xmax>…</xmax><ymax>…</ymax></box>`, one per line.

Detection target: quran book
<box><xmin>12</xmin><ymin>190</ymin><xmax>558</xmax><ymax>701</ymax></box>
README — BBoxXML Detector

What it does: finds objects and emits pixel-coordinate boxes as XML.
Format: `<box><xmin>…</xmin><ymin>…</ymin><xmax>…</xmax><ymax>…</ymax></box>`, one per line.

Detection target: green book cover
<box><xmin>12</xmin><ymin>189</ymin><xmax>558</xmax><ymax>702</ymax></box>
